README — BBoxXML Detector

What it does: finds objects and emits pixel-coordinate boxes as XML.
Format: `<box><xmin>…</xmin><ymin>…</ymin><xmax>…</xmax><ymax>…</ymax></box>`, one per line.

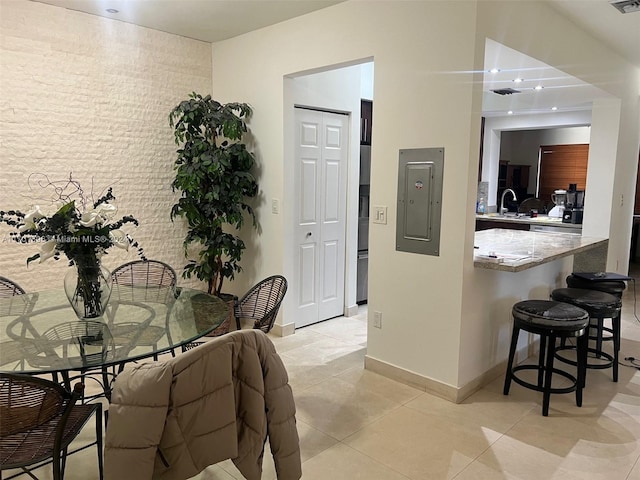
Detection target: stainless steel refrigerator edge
<box><xmin>357</xmin><ymin>145</ymin><xmax>371</xmax><ymax>304</ymax></box>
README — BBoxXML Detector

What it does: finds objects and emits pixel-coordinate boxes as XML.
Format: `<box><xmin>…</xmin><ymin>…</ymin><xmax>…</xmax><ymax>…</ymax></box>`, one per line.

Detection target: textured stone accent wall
<box><xmin>0</xmin><ymin>0</ymin><xmax>212</xmax><ymax>291</ymax></box>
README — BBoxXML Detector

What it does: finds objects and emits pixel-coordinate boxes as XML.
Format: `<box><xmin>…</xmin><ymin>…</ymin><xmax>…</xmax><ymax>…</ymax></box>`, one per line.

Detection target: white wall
<box><xmin>0</xmin><ymin>0</ymin><xmax>212</xmax><ymax>291</ymax></box>
<box><xmin>212</xmin><ymin>0</ymin><xmax>479</xmax><ymax>387</ymax></box>
<box><xmin>360</xmin><ymin>62</ymin><xmax>374</xmax><ymax>101</ymax></box>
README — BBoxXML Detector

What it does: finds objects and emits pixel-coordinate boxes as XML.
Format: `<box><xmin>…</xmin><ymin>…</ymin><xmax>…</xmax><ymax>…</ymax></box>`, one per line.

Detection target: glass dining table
<box><xmin>0</xmin><ymin>285</ymin><xmax>228</xmax><ymax>399</ymax></box>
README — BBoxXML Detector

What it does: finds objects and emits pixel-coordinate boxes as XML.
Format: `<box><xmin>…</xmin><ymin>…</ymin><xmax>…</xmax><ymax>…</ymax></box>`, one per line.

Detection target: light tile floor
<box><xmin>9</xmin><ymin>273</ymin><xmax>640</xmax><ymax>480</ymax></box>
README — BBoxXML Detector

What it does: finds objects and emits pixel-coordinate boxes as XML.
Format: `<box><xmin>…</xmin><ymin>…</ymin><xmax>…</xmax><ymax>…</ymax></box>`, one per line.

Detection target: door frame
<box><xmin>280</xmin><ymin>67</ymin><xmax>365</xmax><ymax>335</ymax></box>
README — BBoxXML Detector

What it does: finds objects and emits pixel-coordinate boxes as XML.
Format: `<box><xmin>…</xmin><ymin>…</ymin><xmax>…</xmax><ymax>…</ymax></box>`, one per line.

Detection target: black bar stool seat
<box><xmin>550</xmin><ymin>287</ymin><xmax>622</xmax><ymax>382</ymax></box>
<box><xmin>504</xmin><ymin>300</ymin><xmax>589</xmax><ymax>417</ymax></box>
<box><xmin>565</xmin><ymin>274</ymin><xmax>626</xmax><ymax>299</ymax></box>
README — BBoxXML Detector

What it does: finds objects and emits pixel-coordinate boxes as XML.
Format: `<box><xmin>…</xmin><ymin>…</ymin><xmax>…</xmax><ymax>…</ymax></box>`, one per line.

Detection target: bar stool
<box><xmin>503</xmin><ymin>300</ymin><xmax>589</xmax><ymax>417</ymax></box>
<box><xmin>550</xmin><ymin>288</ymin><xmax>622</xmax><ymax>382</ymax></box>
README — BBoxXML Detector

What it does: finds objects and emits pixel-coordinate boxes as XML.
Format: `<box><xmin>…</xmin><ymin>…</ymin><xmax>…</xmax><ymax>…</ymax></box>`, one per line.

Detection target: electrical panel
<box><xmin>396</xmin><ymin>148</ymin><xmax>444</xmax><ymax>256</ymax></box>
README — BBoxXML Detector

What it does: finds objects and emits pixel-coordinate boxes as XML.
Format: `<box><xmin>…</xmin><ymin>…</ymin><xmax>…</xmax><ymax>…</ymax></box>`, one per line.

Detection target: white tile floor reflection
<box><xmin>8</xmin><ymin>273</ymin><xmax>640</xmax><ymax>480</ymax></box>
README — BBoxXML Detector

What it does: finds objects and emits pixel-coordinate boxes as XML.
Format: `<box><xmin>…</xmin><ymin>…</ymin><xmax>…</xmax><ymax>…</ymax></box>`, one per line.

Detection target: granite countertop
<box><xmin>474</xmin><ymin>228</ymin><xmax>607</xmax><ymax>272</ymax></box>
<box><xmin>475</xmin><ymin>213</ymin><xmax>581</xmax><ymax>230</ymax></box>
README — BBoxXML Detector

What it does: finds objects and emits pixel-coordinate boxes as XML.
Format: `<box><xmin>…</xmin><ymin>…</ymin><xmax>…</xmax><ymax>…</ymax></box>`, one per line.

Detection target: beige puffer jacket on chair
<box><xmin>104</xmin><ymin>329</ymin><xmax>301</xmax><ymax>480</ymax></box>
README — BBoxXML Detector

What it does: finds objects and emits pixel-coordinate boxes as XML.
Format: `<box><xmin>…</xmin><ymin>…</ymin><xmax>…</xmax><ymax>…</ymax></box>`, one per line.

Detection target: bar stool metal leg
<box><xmin>503</xmin><ymin>324</ymin><xmax>520</xmax><ymax>396</ymax></box>
<box><xmin>542</xmin><ymin>333</ymin><xmax>556</xmax><ymax>417</ymax></box>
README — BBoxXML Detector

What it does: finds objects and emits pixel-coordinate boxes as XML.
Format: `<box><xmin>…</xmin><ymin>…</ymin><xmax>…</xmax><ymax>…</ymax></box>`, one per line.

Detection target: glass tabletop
<box><xmin>0</xmin><ymin>286</ymin><xmax>228</xmax><ymax>375</ymax></box>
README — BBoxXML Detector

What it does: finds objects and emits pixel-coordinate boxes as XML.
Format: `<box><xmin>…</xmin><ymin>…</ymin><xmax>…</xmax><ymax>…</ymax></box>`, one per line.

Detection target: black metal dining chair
<box><xmin>0</xmin><ymin>373</ymin><xmax>103</xmax><ymax>480</ymax></box>
<box><xmin>0</xmin><ymin>276</ymin><xmax>37</xmax><ymax>370</ymax></box>
<box><xmin>0</xmin><ymin>276</ymin><xmax>26</xmax><ymax>297</ymax></box>
<box><xmin>110</xmin><ymin>260</ymin><xmax>178</xmax><ymax>360</ymax></box>
<box><xmin>235</xmin><ymin>275</ymin><xmax>288</xmax><ymax>333</ymax></box>
<box><xmin>29</xmin><ymin>320</ymin><xmax>120</xmax><ymax>404</ymax></box>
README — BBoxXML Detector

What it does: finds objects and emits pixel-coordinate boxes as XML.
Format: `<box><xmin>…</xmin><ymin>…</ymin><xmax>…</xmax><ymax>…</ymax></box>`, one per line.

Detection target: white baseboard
<box><xmin>344</xmin><ymin>304</ymin><xmax>359</xmax><ymax>317</ymax></box>
<box><xmin>270</xmin><ymin>321</ymin><xmax>296</xmax><ymax>337</ymax></box>
<box><xmin>365</xmin><ymin>355</ymin><xmax>509</xmax><ymax>404</ymax></box>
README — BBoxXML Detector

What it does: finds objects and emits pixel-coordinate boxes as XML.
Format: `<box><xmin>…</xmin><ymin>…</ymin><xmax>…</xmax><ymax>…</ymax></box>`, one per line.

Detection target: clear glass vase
<box><xmin>64</xmin><ymin>259</ymin><xmax>113</xmax><ymax>319</ymax></box>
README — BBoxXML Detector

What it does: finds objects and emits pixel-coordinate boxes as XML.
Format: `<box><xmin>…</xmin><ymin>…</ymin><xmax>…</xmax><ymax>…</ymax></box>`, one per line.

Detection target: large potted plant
<box><xmin>169</xmin><ymin>93</ymin><xmax>258</xmax><ymax>334</ymax></box>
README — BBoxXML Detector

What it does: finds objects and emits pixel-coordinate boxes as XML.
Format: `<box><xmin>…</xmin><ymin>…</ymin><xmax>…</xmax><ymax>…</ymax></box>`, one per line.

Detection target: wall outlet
<box><xmin>372</xmin><ymin>206</ymin><xmax>387</xmax><ymax>224</ymax></box>
<box><xmin>271</xmin><ymin>198</ymin><xmax>279</xmax><ymax>214</ymax></box>
<box><xmin>373</xmin><ymin>311</ymin><xmax>382</xmax><ymax>328</ymax></box>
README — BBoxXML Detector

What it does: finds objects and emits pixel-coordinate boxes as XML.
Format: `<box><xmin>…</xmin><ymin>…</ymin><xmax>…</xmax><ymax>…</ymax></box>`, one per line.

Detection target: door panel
<box><xmin>300</xmin><ymin>159</ymin><xmax>318</xmax><ymax>223</ymax></box>
<box><xmin>298</xmin><ymin>244</ymin><xmax>316</xmax><ymax>307</ymax></box>
<box><xmin>294</xmin><ymin>108</ymin><xmax>348</xmax><ymax>327</ymax></box>
<box><xmin>324</xmin><ymin>161</ymin><xmax>340</xmax><ymax>222</ymax></box>
<box><xmin>322</xmin><ymin>240</ymin><xmax>339</xmax><ymax>301</ymax></box>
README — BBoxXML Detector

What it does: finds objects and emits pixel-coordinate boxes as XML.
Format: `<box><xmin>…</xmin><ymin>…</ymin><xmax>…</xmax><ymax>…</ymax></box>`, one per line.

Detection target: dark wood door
<box><xmin>538</xmin><ymin>144</ymin><xmax>589</xmax><ymax>205</ymax></box>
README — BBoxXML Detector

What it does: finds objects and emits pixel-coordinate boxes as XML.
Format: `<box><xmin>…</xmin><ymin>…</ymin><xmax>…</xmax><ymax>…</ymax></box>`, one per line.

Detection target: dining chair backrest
<box><xmin>111</xmin><ymin>260</ymin><xmax>177</xmax><ymax>303</ymax></box>
<box><xmin>111</xmin><ymin>260</ymin><xmax>177</xmax><ymax>287</ymax></box>
<box><xmin>0</xmin><ymin>276</ymin><xmax>34</xmax><ymax>369</ymax></box>
<box><xmin>0</xmin><ymin>373</ymin><xmax>103</xmax><ymax>480</ymax></box>
<box><xmin>235</xmin><ymin>275</ymin><xmax>288</xmax><ymax>333</ymax></box>
<box><xmin>0</xmin><ymin>276</ymin><xmax>26</xmax><ymax>298</ymax></box>
<box><xmin>36</xmin><ymin>321</ymin><xmax>117</xmax><ymax>368</ymax></box>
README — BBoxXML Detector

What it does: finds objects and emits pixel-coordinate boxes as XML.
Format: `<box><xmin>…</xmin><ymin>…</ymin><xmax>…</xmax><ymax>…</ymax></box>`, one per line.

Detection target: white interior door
<box><xmin>293</xmin><ymin>107</ymin><xmax>348</xmax><ymax>328</ymax></box>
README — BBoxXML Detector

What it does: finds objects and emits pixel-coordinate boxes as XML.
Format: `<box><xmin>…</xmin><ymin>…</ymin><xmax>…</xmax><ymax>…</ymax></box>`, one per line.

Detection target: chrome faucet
<box><xmin>500</xmin><ymin>189</ymin><xmax>517</xmax><ymax>215</ymax></box>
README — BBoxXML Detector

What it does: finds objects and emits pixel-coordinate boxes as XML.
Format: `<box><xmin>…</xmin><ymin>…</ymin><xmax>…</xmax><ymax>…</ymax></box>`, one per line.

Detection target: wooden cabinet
<box><xmin>360</xmin><ymin>99</ymin><xmax>372</xmax><ymax>145</ymax></box>
<box><xmin>475</xmin><ymin>219</ymin><xmax>530</xmax><ymax>231</ymax></box>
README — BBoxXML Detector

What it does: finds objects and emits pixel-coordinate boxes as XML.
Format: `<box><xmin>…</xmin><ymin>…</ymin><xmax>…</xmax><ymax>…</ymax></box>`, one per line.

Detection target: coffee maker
<box><xmin>562</xmin><ymin>183</ymin><xmax>585</xmax><ymax>224</ymax></box>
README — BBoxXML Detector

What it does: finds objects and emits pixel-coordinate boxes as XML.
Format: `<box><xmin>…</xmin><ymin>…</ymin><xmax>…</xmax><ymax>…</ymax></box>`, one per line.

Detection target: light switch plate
<box><xmin>372</xmin><ymin>206</ymin><xmax>387</xmax><ymax>224</ymax></box>
<box><xmin>271</xmin><ymin>199</ymin><xmax>279</xmax><ymax>214</ymax></box>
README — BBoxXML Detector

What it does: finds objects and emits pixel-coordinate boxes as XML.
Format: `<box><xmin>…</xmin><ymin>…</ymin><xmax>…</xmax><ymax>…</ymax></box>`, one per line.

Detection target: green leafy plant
<box><xmin>169</xmin><ymin>93</ymin><xmax>258</xmax><ymax>296</ymax></box>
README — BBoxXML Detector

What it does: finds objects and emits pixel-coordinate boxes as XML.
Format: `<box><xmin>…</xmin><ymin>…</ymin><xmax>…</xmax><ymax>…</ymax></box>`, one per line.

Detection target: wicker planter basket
<box><xmin>190</xmin><ymin>292</ymin><xmax>236</xmax><ymax>337</ymax></box>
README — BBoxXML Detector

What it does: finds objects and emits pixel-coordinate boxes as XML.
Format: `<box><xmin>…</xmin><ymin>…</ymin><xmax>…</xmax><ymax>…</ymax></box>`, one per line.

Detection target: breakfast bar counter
<box><xmin>474</xmin><ymin>229</ymin><xmax>608</xmax><ymax>273</ymax></box>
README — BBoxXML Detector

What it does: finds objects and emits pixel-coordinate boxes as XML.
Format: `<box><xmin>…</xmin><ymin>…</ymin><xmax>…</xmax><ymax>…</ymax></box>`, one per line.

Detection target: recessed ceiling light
<box><xmin>610</xmin><ymin>0</ymin><xmax>640</xmax><ymax>14</ymax></box>
<box><xmin>106</xmin><ymin>8</ymin><xmax>119</xmax><ymax>14</ymax></box>
<box><xmin>513</xmin><ymin>78</ymin><xmax>524</xmax><ymax>83</ymax></box>
<box><xmin>551</xmin><ymin>106</ymin><xmax>558</xmax><ymax>111</ymax></box>
<box><xmin>489</xmin><ymin>68</ymin><xmax>500</xmax><ymax>74</ymax></box>
<box><xmin>534</xmin><ymin>85</ymin><xmax>544</xmax><ymax>91</ymax></box>
<box><xmin>507</xmin><ymin>110</ymin><xmax>514</xmax><ymax>115</ymax></box>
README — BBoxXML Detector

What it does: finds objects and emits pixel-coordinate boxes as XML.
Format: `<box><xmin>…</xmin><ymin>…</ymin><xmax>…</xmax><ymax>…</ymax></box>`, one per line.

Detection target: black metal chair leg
<box><xmin>542</xmin><ymin>334</ymin><xmax>555</xmax><ymax>417</ymax></box>
<box><xmin>503</xmin><ymin>325</ymin><xmax>520</xmax><ymax>395</ymax></box>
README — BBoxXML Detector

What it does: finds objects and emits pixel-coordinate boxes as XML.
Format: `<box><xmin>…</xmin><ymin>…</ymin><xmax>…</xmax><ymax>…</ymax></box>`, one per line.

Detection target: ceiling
<box><xmin>481</xmin><ymin>38</ymin><xmax>613</xmax><ymax>117</ymax></box>
<box><xmin>32</xmin><ymin>0</ymin><xmax>346</xmax><ymax>43</ymax></box>
<box><xmin>31</xmin><ymin>0</ymin><xmax>639</xmax><ymax>117</ymax></box>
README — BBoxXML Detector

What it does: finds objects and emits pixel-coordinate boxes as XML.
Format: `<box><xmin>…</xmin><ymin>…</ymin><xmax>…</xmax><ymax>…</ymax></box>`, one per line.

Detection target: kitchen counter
<box><xmin>474</xmin><ymin>228</ymin><xmax>607</xmax><ymax>272</ymax></box>
<box><xmin>475</xmin><ymin>213</ymin><xmax>582</xmax><ymax>231</ymax></box>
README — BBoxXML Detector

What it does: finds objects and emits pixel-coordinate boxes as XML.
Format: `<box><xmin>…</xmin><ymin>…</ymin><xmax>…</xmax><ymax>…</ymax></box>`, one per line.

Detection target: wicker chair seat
<box><xmin>111</xmin><ymin>324</ymin><xmax>166</xmax><ymax>346</ymax></box>
<box><xmin>1</xmin><ymin>404</ymin><xmax>97</xmax><ymax>469</ymax></box>
<box><xmin>0</xmin><ymin>374</ymin><xmax>103</xmax><ymax>480</ymax></box>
